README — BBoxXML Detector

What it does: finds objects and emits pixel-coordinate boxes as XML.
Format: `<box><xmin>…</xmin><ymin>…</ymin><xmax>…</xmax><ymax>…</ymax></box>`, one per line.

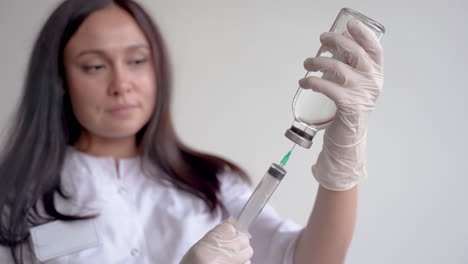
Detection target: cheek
<box><xmin>138</xmin><ymin>71</ymin><xmax>157</xmax><ymax>114</ymax></box>
<box><xmin>67</xmin><ymin>74</ymin><xmax>107</xmax><ymax>124</ymax></box>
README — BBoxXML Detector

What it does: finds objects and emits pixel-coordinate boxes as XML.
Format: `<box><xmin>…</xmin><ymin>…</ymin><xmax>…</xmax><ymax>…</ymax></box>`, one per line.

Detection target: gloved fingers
<box><xmin>342</xmin><ymin>29</ymin><xmax>354</xmax><ymax>40</ymax></box>
<box><xmin>197</xmin><ymin>242</ymin><xmax>252</xmax><ymax>263</ymax></box>
<box><xmin>225</xmin><ymin>216</ymin><xmax>237</xmax><ymax>225</ymax></box>
<box><xmin>299</xmin><ymin>75</ymin><xmax>344</xmax><ymax>105</ymax></box>
<box><xmin>233</xmin><ymin>233</ymin><xmax>251</xmax><ymax>250</ymax></box>
<box><xmin>230</xmin><ymin>245</ymin><xmax>254</xmax><ymax>263</ymax></box>
<box><xmin>203</xmin><ymin>217</ymin><xmax>250</xmax><ymax>252</ymax></box>
<box><xmin>320</xmin><ymin>31</ymin><xmax>373</xmax><ymax>73</ymax></box>
<box><xmin>303</xmin><ymin>56</ymin><xmax>362</xmax><ymax>87</ymax></box>
<box><xmin>208</xmin><ymin>218</ymin><xmax>238</xmax><ymax>240</ymax></box>
<box><xmin>346</xmin><ymin>19</ymin><xmax>384</xmax><ymax>66</ymax></box>
<box><xmin>204</xmin><ymin>231</ymin><xmax>250</xmax><ymax>252</ymax></box>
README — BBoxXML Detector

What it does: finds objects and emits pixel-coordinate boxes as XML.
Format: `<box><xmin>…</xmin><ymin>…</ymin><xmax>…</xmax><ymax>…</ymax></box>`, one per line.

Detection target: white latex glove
<box><xmin>180</xmin><ymin>217</ymin><xmax>253</xmax><ymax>264</ymax></box>
<box><xmin>299</xmin><ymin>19</ymin><xmax>384</xmax><ymax>191</ymax></box>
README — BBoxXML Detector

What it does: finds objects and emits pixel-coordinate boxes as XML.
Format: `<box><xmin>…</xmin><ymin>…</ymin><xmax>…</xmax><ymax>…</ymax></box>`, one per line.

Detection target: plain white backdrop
<box><xmin>1</xmin><ymin>0</ymin><xmax>467</xmax><ymax>263</ymax></box>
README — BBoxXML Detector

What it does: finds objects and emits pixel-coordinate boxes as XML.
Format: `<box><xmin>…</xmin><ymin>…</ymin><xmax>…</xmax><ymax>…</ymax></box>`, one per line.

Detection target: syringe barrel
<box><xmin>235</xmin><ymin>163</ymin><xmax>287</xmax><ymax>236</ymax></box>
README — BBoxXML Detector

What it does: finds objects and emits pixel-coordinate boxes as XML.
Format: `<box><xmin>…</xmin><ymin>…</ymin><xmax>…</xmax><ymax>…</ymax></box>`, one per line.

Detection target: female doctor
<box><xmin>0</xmin><ymin>0</ymin><xmax>384</xmax><ymax>263</ymax></box>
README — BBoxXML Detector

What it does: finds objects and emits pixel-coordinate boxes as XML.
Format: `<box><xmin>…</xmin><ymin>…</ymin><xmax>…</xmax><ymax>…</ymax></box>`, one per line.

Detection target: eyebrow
<box><xmin>75</xmin><ymin>44</ymin><xmax>149</xmax><ymax>59</ymax></box>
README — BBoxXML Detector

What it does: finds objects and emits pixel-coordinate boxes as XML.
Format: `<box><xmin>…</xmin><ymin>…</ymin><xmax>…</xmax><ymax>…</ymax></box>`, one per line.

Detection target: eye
<box><xmin>130</xmin><ymin>58</ymin><xmax>148</xmax><ymax>65</ymax></box>
<box><xmin>82</xmin><ymin>64</ymin><xmax>105</xmax><ymax>73</ymax></box>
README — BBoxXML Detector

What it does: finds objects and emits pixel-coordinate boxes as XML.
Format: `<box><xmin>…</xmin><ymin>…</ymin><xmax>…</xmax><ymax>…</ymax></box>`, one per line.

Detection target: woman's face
<box><xmin>64</xmin><ymin>6</ymin><xmax>156</xmax><ymax>140</ymax></box>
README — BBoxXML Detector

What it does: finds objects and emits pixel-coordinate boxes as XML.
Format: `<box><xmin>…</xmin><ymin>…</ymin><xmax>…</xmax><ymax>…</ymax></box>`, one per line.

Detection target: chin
<box><xmin>82</xmin><ymin>117</ymin><xmax>150</xmax><ymax>139</ymax></box>
<box><xmin>96</xmin><ymin>123</ymin><xmax>145</xmax><ymax>139</ymax></box>
<box><xmin>108</xmin><ymin>128</ymin><xmax>143</xmax><ymax>138</ymax></box>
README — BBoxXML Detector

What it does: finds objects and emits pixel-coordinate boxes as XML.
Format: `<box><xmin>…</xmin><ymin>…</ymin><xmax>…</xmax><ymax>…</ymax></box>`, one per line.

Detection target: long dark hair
<box><xmin>0</xmin><ymin>0</ymin><xmax>250</xmax><ymax>262</ymax></box>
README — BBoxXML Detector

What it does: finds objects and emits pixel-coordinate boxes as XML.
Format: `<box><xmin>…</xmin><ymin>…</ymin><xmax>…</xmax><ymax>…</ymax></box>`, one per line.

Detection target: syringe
<box><xmin>235</xmin><ymin>144</ymin><xmax>296</xmax><ymax>236</ymax></box>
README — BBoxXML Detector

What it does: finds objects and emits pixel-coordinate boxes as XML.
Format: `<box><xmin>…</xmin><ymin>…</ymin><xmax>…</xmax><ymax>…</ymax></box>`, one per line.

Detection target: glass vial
<box><xmin>284</xmin><ymin>8</ymin><xmax>386</xmax><ymax>149</ymax></box>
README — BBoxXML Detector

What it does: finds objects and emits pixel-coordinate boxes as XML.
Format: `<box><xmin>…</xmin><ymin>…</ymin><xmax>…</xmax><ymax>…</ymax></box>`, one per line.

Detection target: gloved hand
<box><xmin>299</xmin><ymin>19</ymin><xmax>384</xmax><ymax>191</ymax></box>
<box><xmin>180</xmin><ymin>217</ymin><xmax>253</xmax><ymax>264</ymax></box>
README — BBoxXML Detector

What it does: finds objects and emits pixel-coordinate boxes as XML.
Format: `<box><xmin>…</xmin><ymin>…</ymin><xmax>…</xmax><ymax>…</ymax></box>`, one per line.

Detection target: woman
<box><xmin>0</xmin><ymin>0</ymin><xmax>384</xmax><ymax>263</ymax></box>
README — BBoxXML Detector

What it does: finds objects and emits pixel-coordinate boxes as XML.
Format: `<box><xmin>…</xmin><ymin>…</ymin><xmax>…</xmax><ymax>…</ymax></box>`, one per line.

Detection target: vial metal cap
<box><xmin>284</xmin><ymin>125</ymin><xmax>316</xmax><ymax>149</ymax></box>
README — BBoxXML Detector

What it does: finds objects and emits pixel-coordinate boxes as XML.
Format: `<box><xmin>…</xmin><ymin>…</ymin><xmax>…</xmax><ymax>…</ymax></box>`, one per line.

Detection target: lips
<box><xmin>108</xmin><ymin>104</ymin><xmax>138</xmax><ymax>112</ymax></box>
<box><xmin>107</xmin><ymin>104</ymin><xmax>138</xmax><ymax>118</ymax></box>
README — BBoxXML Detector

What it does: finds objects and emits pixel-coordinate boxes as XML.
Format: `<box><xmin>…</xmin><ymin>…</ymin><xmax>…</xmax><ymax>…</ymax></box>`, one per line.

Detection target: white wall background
<box><xmin>1</xmin><ymin>0</ymin><xmax>467</xmax><ymax>263</ymax></box>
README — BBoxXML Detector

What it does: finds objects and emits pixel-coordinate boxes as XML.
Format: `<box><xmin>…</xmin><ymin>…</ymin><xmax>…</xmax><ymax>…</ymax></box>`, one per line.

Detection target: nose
<box><xmin>108</xmin><ymin>65</ymin><xmax>132</xmax><ymax>96</ymax></box>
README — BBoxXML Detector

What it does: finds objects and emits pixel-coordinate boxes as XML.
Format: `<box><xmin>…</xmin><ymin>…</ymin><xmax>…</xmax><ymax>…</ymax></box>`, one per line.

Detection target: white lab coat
<box><xmin>0</xmin><ymin>146</ymin><xmax>303</xmax><ymax>263</ymax></box>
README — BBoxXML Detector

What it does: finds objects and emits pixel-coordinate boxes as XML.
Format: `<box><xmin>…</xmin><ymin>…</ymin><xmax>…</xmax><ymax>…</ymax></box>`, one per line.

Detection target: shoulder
<box><xmin>218</xmin><ymin>170</ymin><xmax>252</xmax><ymax>199</ymax></box>
<box><xmin>216</xmin><ymin>169</ymin><xmax>255</xmax><ymax>214</ymax></box>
